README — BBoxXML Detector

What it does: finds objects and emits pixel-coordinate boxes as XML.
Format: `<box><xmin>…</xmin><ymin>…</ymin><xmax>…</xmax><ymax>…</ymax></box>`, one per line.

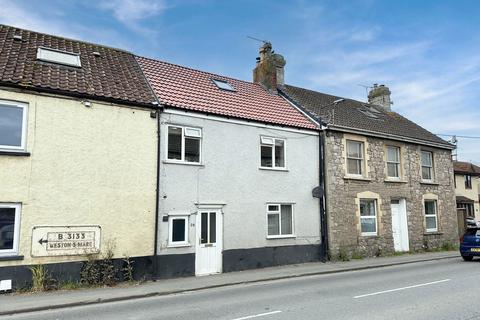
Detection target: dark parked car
<box><xmin>460</xmin><ymin>228</ymin><xmax>480</xmax><ymax>261</ymax></box>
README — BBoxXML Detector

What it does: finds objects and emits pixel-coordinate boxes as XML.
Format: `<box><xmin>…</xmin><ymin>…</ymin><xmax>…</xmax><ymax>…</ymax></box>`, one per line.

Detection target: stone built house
<box><xmin>454</xmin><ymin>161</ymin><xmax>480</xmax><ymax>223</ymax></box>
<box><xmin>250</xmin><ymin>42</ymin><xmax>458</xmax><ymax>258</ymax></box>
<box><xmin>0</xmin><ymin>25</ymin><xmax>159</xmax><ymax>289</ymax></box>
<box><xmin>138</xmin><ymin>56</ymin><xmax>323</xmax><ymax>278</ymax></box>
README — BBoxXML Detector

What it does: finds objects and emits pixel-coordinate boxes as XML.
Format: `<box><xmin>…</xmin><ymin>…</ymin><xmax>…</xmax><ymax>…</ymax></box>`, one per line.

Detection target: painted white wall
<box><xmin>158</xmin><ymin>110</ymin><xmax>321</xmax><ymax>255</ymax></box>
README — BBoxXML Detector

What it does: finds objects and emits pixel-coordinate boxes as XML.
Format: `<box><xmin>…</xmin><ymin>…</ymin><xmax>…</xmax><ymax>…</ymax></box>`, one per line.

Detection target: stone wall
<box><xmin>325</xmin><ymin>130</ymin><xmax>458</xmax><ymax>259</ymax></box>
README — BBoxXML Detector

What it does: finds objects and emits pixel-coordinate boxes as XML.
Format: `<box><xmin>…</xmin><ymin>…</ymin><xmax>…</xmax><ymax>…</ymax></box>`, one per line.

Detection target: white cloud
<box><xmin>99</xmin><ymin>0</ymin><xmax>166</xmax><ymax>24</ymax></box>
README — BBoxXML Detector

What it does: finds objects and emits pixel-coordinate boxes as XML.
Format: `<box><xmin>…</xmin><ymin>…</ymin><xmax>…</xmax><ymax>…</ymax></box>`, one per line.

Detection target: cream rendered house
<box><xmin>0</xmin><ymin>25</ymin><xmax>159</xmax><ymax>289</ymax></box>
<box><xmin>454</xmin><ymin>161</ymin><xmax>480</xmax><ymax>223</ymax></box>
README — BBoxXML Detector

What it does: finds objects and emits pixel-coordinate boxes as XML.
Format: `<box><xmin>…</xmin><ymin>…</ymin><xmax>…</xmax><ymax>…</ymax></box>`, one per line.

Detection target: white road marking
<box><xmin>230</xmin><ymin>310</ymin><xmax>282</xmax><ymax>320</ymax></box>
<box><xmin>353</xmin><ymin>279</ymin><xmax>451</xmax><ymax>299</ymax></box>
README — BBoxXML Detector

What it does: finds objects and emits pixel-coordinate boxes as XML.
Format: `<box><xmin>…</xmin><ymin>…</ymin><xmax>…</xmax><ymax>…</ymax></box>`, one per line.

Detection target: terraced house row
<box><xmin>0</xmin><ymin>25</ymin><xmax>458</xmax><ymax>289</ymax></box>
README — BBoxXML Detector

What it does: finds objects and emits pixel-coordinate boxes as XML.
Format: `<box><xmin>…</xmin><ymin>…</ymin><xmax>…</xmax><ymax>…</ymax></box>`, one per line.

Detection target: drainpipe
<box><xmin>152</xmin><ymin>107</ymin><xmax>161</xmax><ymax>280</ymax></box>
<box><xmin>319</xmin><ymin>130</ymin><xmax>329</xmax><ymax>262</ymax></box>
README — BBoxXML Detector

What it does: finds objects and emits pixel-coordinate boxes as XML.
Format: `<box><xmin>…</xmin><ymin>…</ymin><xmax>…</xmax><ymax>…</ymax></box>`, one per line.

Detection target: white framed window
<box><xmin>260</xmin><ymin>137</ymin><xmax>286</xmax><ymax>169</ymax></box>
<box><xmin>424</xmin><ymin>200</ymin><xmax>438</xmax><ymax>232</ymax></box>
<box><xmin>37</xmin><ymin>47</ymin><xmax>81</xmax><ymax>67</ymax></box>
<box><xmin>0</xmin><ymin>100</ymin><xmax>28</xmax><ymax>151</ymax></box>
<box><xmin>346</xmin><ymin>140</ymin><xmax>365</xmax><ymax>176</ymax></box>
<box><xmin>266</xmin><ymin>204</ymin><xmax>294</xmax><ymax>238</ymax></box>
<box><xmin>386</xmin><ymin>146</ymin><xmax>401</xmax><ymax>179</ymax></box>
<box><xmin>360</xmin><ymin>199</ymin><xmax>377</xmax><ymax>236</ymax></box>
<box><xmin>168</xmin><ymin>216</ymin><xmax>189</xmax><ymax>247</ymax></box>
<box><xmin>0</xmin><ymin>203</ymin><xmax>21</xmax><ymax>257</ymax></box>
<box><xmin>421</xmin><ymin>151</ymin><xmax>434</xmax><ymax>181</ymax></box>
<box><xmin>211</xmin><ymin>79</ymin><xmax>235</xmax><ymax>91</ymax></box>
<box><xmin>166</xmin><ymin>125</ymin><xmax>202</xmax><ymax>164</ymax></box>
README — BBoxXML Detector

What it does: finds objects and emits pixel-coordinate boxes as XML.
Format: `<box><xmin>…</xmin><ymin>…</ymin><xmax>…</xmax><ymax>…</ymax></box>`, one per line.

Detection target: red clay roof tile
<box><xmin>137</xmin><ymin>57</ymin><xmax>317</xmax><ymax>130</ymax></box>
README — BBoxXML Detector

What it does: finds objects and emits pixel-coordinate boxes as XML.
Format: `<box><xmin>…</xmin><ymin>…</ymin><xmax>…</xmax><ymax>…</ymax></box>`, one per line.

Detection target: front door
<box><xmin>195</xmin><ymin>210</ymin><xmax>222</xmax><ymax>276</ymax></box>
<box><xmin>391</xmin><ymin>199</ymin><xmax>409</xmax><ymax>252</ymax></box>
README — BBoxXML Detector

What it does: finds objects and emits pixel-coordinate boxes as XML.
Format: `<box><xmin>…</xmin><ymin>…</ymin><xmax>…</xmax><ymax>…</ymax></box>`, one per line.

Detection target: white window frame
<box><xmin>386</xmin><ymin>145</ymin><xmax>401</xmax><ymax>180</ymax></box>
<box><xmin>0</xmin><ymin>203</ymin><xmax>21</xmax><ymax>257</ymax></box>
<box><xmin>346</xmin><ymin>140</ymin><xmax>365</xmax><ymax>177</ymax></box>
<box><xmin>260</xmin><ymin>136</ymin><xmax>287</xmax><ymax>170</ymax></box>
<box><xmin>168</xmin><ymin>215</ymin><xmax>189</xmax><ymax>247</ymax></box>
<box><xmin>424</xmin><ymin>200</ymin><xmax>438</xmax><ymax>232</ymax></box>
<box><xmin>266</xmin><ymin>203</ymin><xmax>295</xmax><ymax>239</ymax></box>
<box><xmin>37</xmin><ymin>47</ymin><xmax>81</xmax><ymax>67</ymax></box>
<box><xmin>0</xmin><ymin>100</ymin><xmax>28</xmax><ymax>151</ymax></box>
<box><xmin>421</xmin><ymin>150</ymin><xmax>434</xmax><ymax>182</ymax></box>
<box><xmin>359</xmin><ymin>199</ymin><xmax>377</xmax><ymax>236</ymax></box>
<box><xmin>165</xmin><ymin>125</ymin><xmax>202</xmax><ymax>164</ymax></box>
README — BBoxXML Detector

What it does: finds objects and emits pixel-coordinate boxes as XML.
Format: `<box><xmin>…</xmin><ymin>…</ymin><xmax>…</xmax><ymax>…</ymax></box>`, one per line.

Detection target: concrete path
<box><xmin>0</xmin><ymin>251</ymin><xmax>459</xmax><ymax>316</ymax></box>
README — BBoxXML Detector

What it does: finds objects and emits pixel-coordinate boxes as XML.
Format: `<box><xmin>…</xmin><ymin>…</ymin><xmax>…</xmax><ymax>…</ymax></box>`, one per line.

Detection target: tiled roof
<box><xmin>0</xmin><ymin>25</ymin><xmax>156</xmax><ymax>107</ymax></box>
<box><xmin>453</xmin><ymin>161</ymin><xmax>480</xmax><ymax>176</ymax></box>
<box><xmin>281</xmin><ymin>84</ymin><xmax>454</xmax><ymax>149</ymax></box>
<box><xmin>136</xmin><ymin>57</ymin><xmax>317</xmax><ymax>130</ymax></box>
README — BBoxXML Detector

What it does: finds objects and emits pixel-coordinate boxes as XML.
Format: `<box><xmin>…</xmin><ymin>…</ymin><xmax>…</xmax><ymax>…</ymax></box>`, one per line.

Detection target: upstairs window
<box><xmin>346</xmin><ymin>140</ymin><xmax>364</xmax><ymax>176</ymax></box>
<box><xmin>0</xmin><ymin>101</ymin><xmax>28</xmax><ymax>151</ymax></box>
<box><xmin>386</xmin><ymin>146</ymin><xmax>401</xmax><ymax>179</ymax></box>
<box><xmin>421</xmin><ymin>151</ymin><xmax>434</xmax><ymax>181</ymax></box>
<box><xmin>167</xmin><ymin>125</ymin><xmax>201</xmax><ymax>164</ymax></box>
<box><xmin>424</xmin><ymin>200</ymin><xmax>438</xmax><ymax>232</ymax></box>
<box><xmin>465</xmin><ymin>175</ymin><xmax>472</xmax><ymax>189</ymax></box>
<box><xmin>37</xmin><ymin>47</ymin><xmax>81</xmax><ymax>67</ymax></box>
<box><xmin>260</xmin><ymin>137</ymin><xmax>286</xmax><ymax>169</ymax></box>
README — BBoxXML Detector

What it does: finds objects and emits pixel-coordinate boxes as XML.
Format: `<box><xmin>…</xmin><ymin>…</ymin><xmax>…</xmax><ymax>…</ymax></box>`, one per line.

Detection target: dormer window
<box><xmin>37</xmin><ymin>47</ymin><xmax>81</xmax><ymax>67</ymax></box>
<box><xmin>212</xmin><ymin>79</ymin><xmax>235</xmax><ymax>91</ymax></box>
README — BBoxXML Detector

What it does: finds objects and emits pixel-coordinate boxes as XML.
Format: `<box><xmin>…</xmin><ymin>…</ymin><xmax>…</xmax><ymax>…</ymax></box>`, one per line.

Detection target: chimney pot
<box><xmin>368</xmin><ymin>83</ymin><xmax>392</xmax><ymax>111</ymax></box>
<box><xmin>253</xmin><ymin>42</ymin><xmax>286</xmax><ymax>93</ymax></box>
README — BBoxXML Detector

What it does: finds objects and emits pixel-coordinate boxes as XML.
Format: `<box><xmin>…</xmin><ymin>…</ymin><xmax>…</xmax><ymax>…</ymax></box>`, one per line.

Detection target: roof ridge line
<box><xmin>136</xmin><ymin>55</ymin><xmax>261</xmax><ymax>87</ymax></box>
<box><xmin>0</xmin><ymin>24</ymin><xmax>133</xmax><ymax>54</ymax></box>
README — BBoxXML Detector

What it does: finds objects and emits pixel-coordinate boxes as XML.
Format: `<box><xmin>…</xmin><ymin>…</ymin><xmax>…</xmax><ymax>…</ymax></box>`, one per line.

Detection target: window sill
<box><xmin>424</xmin><ymin>231</ymin><xmax>442</xmax><ymax>236</ymax></box>
<box><xmin>360</xmin><ymin>234</ymin><xmax>378</xmax><ymax>238</ymax></box>
<box><xmin>266</xmin><ymin>235</ymin><xmax>296</xmax><ymax>239</ymax></box>
<box><xmin>344</xmin><ymin>176</ymin><xmax>371</xmax><ymax>181</ymax></box>
<box><xmin>420</xmin><ymin>181</ymin><xmax>439</xmax><ymax>186</ymax></box>
<box><xmin>167</xmin><ymin>243</ymin><xmax>191</xmax><ymax>248</ymax></box>
<box><xmin>0</xmin><ymin>255</ymin><xmax>24</xmax><ymax>261</ymax></box>
<box><xmin>163</xmin><ymin>160</ymin><xmax>204</xmax><ymax>167</ymax></box>
<box><xmin>259</xmin><ymin>167</ymin><xmax>289</xmax><ymax>172</ymax></box>
<box><xmin>384</xmin><ymin>179</ymin><xmax>407</xmax><ymax>183</ymax></box>
<box><xmin>0</xmin><ymin>151</ymin><xmax>30</xmax><ymax>157</ymax></box>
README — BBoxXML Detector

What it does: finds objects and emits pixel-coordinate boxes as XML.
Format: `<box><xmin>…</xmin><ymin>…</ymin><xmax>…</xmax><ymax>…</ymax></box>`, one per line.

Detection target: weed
<box><xmin>29</xmin><ymin>265</ymin><xmax>49</xmax><ymax>292</ymax></box>
<box><xmin>123</xmin><ymin>256</ymin><xmax>135</xmax><ymax>283</ymax></box>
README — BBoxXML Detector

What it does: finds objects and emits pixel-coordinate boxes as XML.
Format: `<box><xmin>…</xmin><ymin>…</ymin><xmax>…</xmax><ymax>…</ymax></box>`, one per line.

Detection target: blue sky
<box><xmin>1</xmin><ymin>0</ymin><xmax>479</xmax><ymax>163</ymax></box>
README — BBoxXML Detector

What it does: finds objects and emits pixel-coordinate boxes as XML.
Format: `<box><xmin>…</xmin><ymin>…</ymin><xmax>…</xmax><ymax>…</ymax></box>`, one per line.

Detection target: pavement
<box><xmin>0</xmin><ymin>251</ymin><xmax>459</xmax><ymax>317</ymax></box>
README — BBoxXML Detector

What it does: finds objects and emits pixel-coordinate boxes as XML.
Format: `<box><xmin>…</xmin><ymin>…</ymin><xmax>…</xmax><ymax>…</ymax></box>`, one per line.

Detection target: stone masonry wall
<box><xmin>325</xmin><ymin>130</ymin><xmax>458</xmax><ymax>259</ymax></box>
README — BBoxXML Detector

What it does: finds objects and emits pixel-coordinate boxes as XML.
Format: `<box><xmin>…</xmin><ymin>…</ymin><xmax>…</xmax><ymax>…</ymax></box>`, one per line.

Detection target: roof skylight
<box><xmin>37</xmin><ymin>47</ymin><xmax>81</xmax><ymax>67</ymax></box>
<box><xmin>212</xmin><ymin>79</ymin><xmax>235</xmax><ymax>91</ymax></box>
<box><xmin>359</xmin><ymin>108</ymin><xmax>379</xmax><ymax>119</ymax></box>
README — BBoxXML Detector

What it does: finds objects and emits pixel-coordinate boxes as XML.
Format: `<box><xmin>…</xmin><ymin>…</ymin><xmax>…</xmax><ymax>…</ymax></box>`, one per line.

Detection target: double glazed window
<box><xmin>457</xmin><ymin>203</ymin><xmax>475</xmax><ymax>218</ymax></box>
<box><xmin>260</xmin><ymin>137</ymin><xmax>286</xmax><ymax>169</ymax></box>
<box><xmin>0</xmin><ymin>203</ymin><xmax>21</xmax><ymax>256</ymax></box>
<box><xmin>421</xmin><ymin>151</ymin><xmax>434</xmax><ymax>181</ymax></box>
<box><xmin>167</xmin><ymin>126</ymin><xmax>202</xmax><ymax>163</ymax></box>
<box><xmin>386</xmin><ymin>146</ymin><xmax>401</xmax><ymax>179</ymax></box>
<box><xmin>267</xmin><ymin>204</ymin><xmax>293</xmax><ymax>237</ymax></box>
<box><xmin>168</xmin><ymin>216</ymin><xmax>189</xmax><ymax>246</ymax></box>
<box><xmin>346</xmin><ymin>140</ymin><xmax>364</xmax><ymax>176</ymax></box>
<box><xmin>360</xmin><ymin>199</ymin><xmax>377</xmax><ymax>235</ymax></box>
<box><xmin>424</xmin><ymin>200</ymin><xmax>438</xmax><ymax>232</ymax></box>
<box><xmin>0</xmin><ymin>101</ymin><xmax>28</xmax><ymax>151</ymax></box>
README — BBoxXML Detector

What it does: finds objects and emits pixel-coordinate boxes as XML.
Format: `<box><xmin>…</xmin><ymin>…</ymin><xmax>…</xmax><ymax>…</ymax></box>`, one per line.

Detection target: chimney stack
<box><xmin>253</xmin><ymin>42</ymin><xmax>286</xmax><ymax>93</ymax></box>
<box><xmin>368</xmin><ymin>84</ymin><xmax>392</xmax><ymax>111</ymax></box>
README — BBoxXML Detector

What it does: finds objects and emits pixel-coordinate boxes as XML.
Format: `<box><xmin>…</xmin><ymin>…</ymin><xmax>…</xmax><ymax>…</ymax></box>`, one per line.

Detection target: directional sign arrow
<box><xmin>38</xmin><ymin>238</ymin><xmax>49</xmax><ymax>245</ymax></box>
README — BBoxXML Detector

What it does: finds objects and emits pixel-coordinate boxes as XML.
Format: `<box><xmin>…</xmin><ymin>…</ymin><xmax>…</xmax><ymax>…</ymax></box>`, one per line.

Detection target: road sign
<box><xmin>31</xmin><ymin>225</ymin><xmax>101</xmax><ymax>257</ymax></box>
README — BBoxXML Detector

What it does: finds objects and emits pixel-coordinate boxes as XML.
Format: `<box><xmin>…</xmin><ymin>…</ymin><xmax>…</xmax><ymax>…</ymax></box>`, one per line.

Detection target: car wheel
<box><xmin>462</xmin><ymin>256</ymin><xmax>474</xmax><ymax>261</ymax></box>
